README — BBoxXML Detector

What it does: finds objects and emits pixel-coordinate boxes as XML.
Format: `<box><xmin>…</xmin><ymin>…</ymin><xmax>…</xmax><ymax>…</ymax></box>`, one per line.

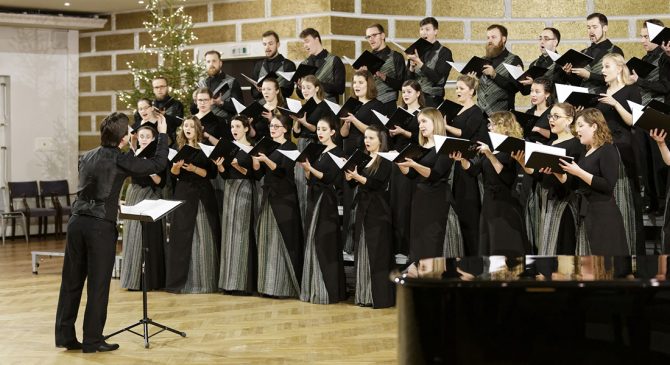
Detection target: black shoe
<box><xmin>56</xmin><ymin>340</ymin><xmax>82</xmax><ymax>350</ymax></box>
<box><xmin>82</xmin><ymin>341</ymin><xmax>119</xmax><ymax>353</ymax></box>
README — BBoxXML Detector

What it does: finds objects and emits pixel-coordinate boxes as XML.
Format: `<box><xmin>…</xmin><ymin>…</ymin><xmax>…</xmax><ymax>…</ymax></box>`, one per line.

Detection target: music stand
<box><xmin>105</xmin><ymin>199</ymin><xmax>185</xmax><ymax>348</ymax></box>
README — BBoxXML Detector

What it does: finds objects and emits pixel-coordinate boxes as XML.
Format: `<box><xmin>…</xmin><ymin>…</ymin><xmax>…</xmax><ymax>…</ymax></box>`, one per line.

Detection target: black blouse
<box><xmin>451</xmin><ymin>105</ymin><xmax>488</xmax><ymax>142</ymax></box>
<box><xmin>221</xmin><ymin>148</ymin><xmax>254</xmax><ymax>180</ymax></box>
<box><xmin>308</xmin><ymin>146</ymin><xmax>345</xmax><ymax>189</ymax></box>
<box><xmin>525</xmin><ymin>106</ymin><xmax>552</xmax><ymax>144</ymax></box>
<box><xmin>255</xmin><ymin>140</ymin><xmax>297</xmax><ymax>193</ymax></box>
<box><xmin>539</xmin><ymin>137</ymin><xmax>585</xmax><ymax>199</ymax></box>
<box><xmin>406</xmin><ymin>147</ymin><xmax>453</xmax><ymax>188</ymax></box>
<box><xmin>389</xmin><ymin>108</ymin><xmax>420</xmax><ymax>151</ymax></box>
<box><xmin>576</xmin><ymin>143</ymin><xmax>619</xmax><ymax>201</ymax></box>
<box><xmin>343</xmin><ymin>99</ymin><xmax>385</xmax><ymax>157</ymax></box>
<box><xmin>595</xmin><ymin>84</ymin><xmax>642</xmax><ymax>140</ymax></box>
<box><xmin>199</xmin><ymin>112</ymin><xmax>232</xmax><ymax>143</ymax></box>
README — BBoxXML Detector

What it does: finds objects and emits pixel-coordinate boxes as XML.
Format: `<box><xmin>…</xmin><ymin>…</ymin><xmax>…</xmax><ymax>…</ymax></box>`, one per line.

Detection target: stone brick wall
<box><xmin>78</xmin><ymin>0</ymin><xmax>670</xmax><ymax>152</ymax></box>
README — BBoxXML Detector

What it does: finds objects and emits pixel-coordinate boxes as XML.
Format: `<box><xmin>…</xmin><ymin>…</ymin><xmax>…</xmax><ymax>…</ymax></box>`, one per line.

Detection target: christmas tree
<box><xmin>117</xmin><ymin>0</ymin><xmax>203</xmax><ymax>111</ymax></box>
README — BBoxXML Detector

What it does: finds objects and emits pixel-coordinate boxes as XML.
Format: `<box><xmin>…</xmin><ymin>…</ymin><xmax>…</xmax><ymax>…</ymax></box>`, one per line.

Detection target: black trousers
<box><xmin>55</xmin><ymin>215</ymin><xmax>118</xmax><ymax>347</ymax></box>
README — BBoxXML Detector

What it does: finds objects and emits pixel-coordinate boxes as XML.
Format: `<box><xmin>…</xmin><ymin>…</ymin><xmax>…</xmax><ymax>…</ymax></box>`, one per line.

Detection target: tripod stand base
<box><xmin>105</xmin><ymin>318</ymin><xmax>186</xmax><ymax>348</ymax></box>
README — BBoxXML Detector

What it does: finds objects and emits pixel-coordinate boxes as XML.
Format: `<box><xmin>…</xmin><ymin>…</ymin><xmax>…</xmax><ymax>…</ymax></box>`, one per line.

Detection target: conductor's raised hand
<box><xmin>156</xmin><ymin>113</ymin><xmax>167</xmax><ymax>134</ymax></box>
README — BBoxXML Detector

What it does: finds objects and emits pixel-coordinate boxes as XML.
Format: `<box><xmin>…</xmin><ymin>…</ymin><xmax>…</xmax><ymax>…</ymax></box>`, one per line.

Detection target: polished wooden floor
<box><xmin>0</xmin><ymin>237</ymin><xmax>397</xmax><ymax>364</ymax></box>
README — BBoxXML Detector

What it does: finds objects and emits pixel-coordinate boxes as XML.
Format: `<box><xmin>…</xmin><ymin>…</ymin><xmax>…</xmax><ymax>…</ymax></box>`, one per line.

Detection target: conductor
<box><xmin>55</xmin><ymin>112</ymin><xmax>168</xmax><ymax>352</ymax></box>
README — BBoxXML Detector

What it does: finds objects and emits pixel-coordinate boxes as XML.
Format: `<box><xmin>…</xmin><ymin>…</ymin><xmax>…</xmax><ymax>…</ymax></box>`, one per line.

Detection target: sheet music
<box><xmin>278</xmin><ymin>149</ymin><xmax>301</xmax><ymax>161</ymax></box>
<box><xmin>546</xmin><ymin>49</ymin><xmax>560</xmax><ymax>62</ymax></box>
<box><xmin>198</xmin><ymin>143</ymin><xmax>214</xmax><ymax>158</ymax></box>
<box><xmin>276</xmin><ymin>71</ymin><xmax>295</xmax><ymax>82</ymax></box>
<box><xmin>285</xmin><ymin>98</ymin><xmax>302</xmax><ymax>113</ymax></box>
<box><xmin>378</xmin><ymin>151</ymin><xmax>400</xmax><ymax>161</ymax></box>
<box><xmin>372</xmin><ymin>110</ymin><xmax>389</xmax><ymax>125</ymax></box>
<box><xmin>447</xmin><ymin>61</ymin><xmax>465</xmax><ymax>73</ymax></box>
<box><xmin>120</xmin><ymin>199</ymin><xmax>182</xmax><ymax>221</ymax></box>
<box><xmin>524</xmin><ymin>142</ymin><xmax>567</xmax><ymax>164</ymax></box>
<box><xmin>168</xmin><ymin>148</ymin><xmax>178</xmax><ymax>161</ymax></box>
<box><xmin>233</xmin><ymin>140</ymin><xmax>253</xmax><ymax>154</ymax></box>
<box><xmin>324</xmin><ymin>99</ymin><xmax>342</xmax><ymax>115</ymax></box>
<box><xmin>503</xmin><ymin>63</ymin><xmax>524</xmax><ymax>80</ymax></box>
<box><xmin>231</xmin><ymin>97</ymin><xmax>245</xmax><ymax>114</ymax></box>
<box><xmin>327</xmin><ymin>152</ymin><xmax>346</xmax><ymax>169</ymax></box>
<box><xmin>627</xmin><ymin>100</ymin><xmax>645</xmax><ymax>124</ymax></box>
<box><xmin>488</xmin><ymin>132</ymin><xmax>508</xmax><ymax>150</ymax></box>
<box><xmin>555</xmin><ymin>83</ymin><xmax>589</xmax><ymax>103</ymax></box>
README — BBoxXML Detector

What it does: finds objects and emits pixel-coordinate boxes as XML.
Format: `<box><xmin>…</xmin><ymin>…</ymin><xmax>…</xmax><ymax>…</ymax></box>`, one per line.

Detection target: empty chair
<box><xmin>0</xmin><ymin>187</ymin><xmax>28</xmax><ymax>245</ymax></box>
<box><xmin>8</xmin><ymin>181</ymin><xmax>58</xmax><ymax>238</ymax></box>
<box><xmin>39</xmin><ymin>180</ymin><xmax>73</xmax><ymax>237</ymax></box>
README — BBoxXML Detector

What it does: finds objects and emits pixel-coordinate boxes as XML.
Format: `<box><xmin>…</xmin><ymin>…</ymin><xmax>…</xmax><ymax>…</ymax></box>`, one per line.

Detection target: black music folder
<box><xmin>169</xmin><ymin>144</ymin><xmax>204</xmax><ymax>163</ymax></box>
<box><xmin>329</xmin><ymin>97</ymin><xmax>363</xmax><ymax>118</ymax></box>
<box><xmin>395</xmin><ymin>143</ymin><xmax>431</xmax><ymax>162</ymax></box>
<box><xmin>135</xmin><ymin>140</ymin><xmax>158</xmax><ymax>159</ymax></box>
<box><xmin>278</xmin><ymin>64</ymin><xmax>318</xmax><ymax>83</ymax></box>
<box><xmin>511</xmin><ymin>110</ymin><xmax>540</xmax><ymax>137</ymax></box>
<box><xmin>373</xmin><ymin>108</ymin><xmax>415</xmax><ymax>130</ymax></box>
<box><xmin>436</xmin><ymin>136</ymin><xmax>479</xmax><ymax>159</ymax></box>
<box><xmin>634</xmin><ymin>108</ymin><xmax>670</xmax><ymax>133</ymax></box>
<box><xmin>450</xmin><ymin>56</ymin><xmax>492</xmax><ymax>78</ymax></box>
<box><xmin>626</xmin><ymin>57</ymin><xmax>656</xmax><ymax>79</ymax></box>
<box><xmin>200</xmin><ymin>139</ymin><xmax>240</xmax><ymax>161</ymax></box>
<box><xmin>646</xmin><ymin>99</ymin><xmax>670</xmax><ymax>114</ymax></box>
<box><xmin>553</xmin><ymin>49</ymin><xmax>593</xmax><ymax>69</ymax></box>
<box><xmin>437</xmin><ymin>99</ymin><xmax>464</xmax><ymax>122</ymax></box>
<box><xmin>248</xmin><ymin>136</ymin><xmax>281</xmax><ymax>157</ymax></box>
<box><xmin>341</xmin><ymin>149</ymin><xmax>373</xmax><ymax>172</ymax></box>
<box><xmin>404</xmin><ymin>38</ymin><xmax>433</xmax><ymax>56</ymax></box>
<box><xmin>489</xmin><ymin>132</ymin><xmax>525</xmax><ymax>153</ymax></box>
<box><xmin>211</xmin><ymin>82</ymin><xmax>230</xmax><ymax>99</ymax></box>
<box><xmin>525</xmin><ymin>152</ymin><xmax>574</xmax><ymax>171</ymax></box>
<box><xmin>647</xmin><ymin>22</ymin><xmax>670</xmax><ymax>46</ymax></box>
<box><xmin>565</xmin><ymin>91</ymin><xmax>600</xmax><ymax>108</ymax></box>
<box><xmin>352</xmin><ymin>50</ymin><xmax>385</xmax><ymax>74</ymax></box>
<box><xmin>233</xmin><ymin>99</ymin><xmax>266</xmax><ymax>121</ymax></box>
<box><xmin>297</xmin><ymin>143</ymin><xmax>327</xmax><ymax>163</ymax></box>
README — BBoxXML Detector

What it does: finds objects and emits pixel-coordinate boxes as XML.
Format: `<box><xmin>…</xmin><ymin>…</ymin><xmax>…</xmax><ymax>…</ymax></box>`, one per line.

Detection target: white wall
<box><xmin>0</xmin><ymin>26</ymin><xmax>78</xmax><ymax>191</ymax></box>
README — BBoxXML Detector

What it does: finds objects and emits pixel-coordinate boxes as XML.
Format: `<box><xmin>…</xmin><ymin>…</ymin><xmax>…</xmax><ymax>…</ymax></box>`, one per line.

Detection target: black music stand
<box><xmin>105</xmin><ymin>199</ymin><xmax>185</xmax><ymax>348</ymax></box>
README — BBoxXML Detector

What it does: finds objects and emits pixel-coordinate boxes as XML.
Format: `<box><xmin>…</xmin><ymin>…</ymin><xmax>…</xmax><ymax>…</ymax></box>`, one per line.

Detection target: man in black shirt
<box><xmin>250</xmin><ymin>30</ymin><xmax>296</xmax><ymax>100</ymax></box>
<box><xmin>407</xmin><ymin>17</ymin><xmax>453</xmax><ymax>107</ymax></box>
<box><xmin>563</xmin><ymin>13</ymin><xmax>624</xmax><ymax>90</ymax></box>
<box><xmin>519</xmin><ymin>27</ymin><xmax>561</xmax><ymax>95</ymax></box>
<box><xmin>296</xmin><ymin>28</ymin><xmax>345</xmax><ymax>103</ymax></box>
<box><xmin>362</xmin><ymin>23</ymin><xmax>407</xmax><ymax>115</ymax></box>
<box><xmin>55</xmin><ymin>113</ymin><xmax>168</xmax><ymax>353</ymax></box>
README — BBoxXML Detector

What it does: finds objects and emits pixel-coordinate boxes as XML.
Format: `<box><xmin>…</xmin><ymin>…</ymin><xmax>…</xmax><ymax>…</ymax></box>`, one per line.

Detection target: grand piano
<box><xmin>393</xmin><ymin>256</ymin><xmax>670</xmax><ymax>365</ymax></box>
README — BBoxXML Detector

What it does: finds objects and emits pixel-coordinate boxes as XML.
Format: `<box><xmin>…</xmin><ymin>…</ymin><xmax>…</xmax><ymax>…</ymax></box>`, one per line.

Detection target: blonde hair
<box><xmin>552</xmin><ymin>102</ymin><xmax>577</xmax><ymax>136</ymax></box>
<box><xmin>176</xmin><ymin>116</ymin><xmax>204</xmax><ymax>148</ymax></box>
<box><xmin>417</xmin><ymin>107</ymin><xmax>446</xmax><ymax>146</ymax></box>
<box><xmin>602</xmin><ymin>53</ymin><xmax>633</xmax><ymax>86</ymax></box>
<box><xmin>575</xmin><ymin>108</ymin><xmax>613</xmax><ymax>149</ymax></box>
<box><xmin>456</xmin><ymin>75</ymin><xmax>479</xmax><ymax>96</ymax></box>
<box><xmin>488</xmin><ymin>111</ymin><xmax>523</xmax><ymax>139</ymax></box>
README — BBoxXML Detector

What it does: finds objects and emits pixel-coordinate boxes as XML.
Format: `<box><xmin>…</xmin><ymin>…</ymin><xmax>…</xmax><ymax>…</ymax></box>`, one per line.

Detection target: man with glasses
<box><xmin>519</xmin><ymin>28</ymin><xmax>562</xmax><ymax>95</ymax></box>
<box><xmin>563</xmin><ymin>13</ymin><xmax>623</xmax><ymax>90</ymax></box>
<box><xmin>132</xmin><ymin>77</ymin><xmax>184</xmax><ymax>146</ymax></box>
<box><xmin>407</xmin><ymin>17</ymin><xmax>453</xmax><ymax>107</ymax></box>
<box><xmin>358</xmin><ymin>24</ymin><xmax>407</xmax><ymax>115</ymax></box>
<box><xmin>249</xmin><ymin>30</ymin><xmax>296</xmax><ymax>101</ymax></box>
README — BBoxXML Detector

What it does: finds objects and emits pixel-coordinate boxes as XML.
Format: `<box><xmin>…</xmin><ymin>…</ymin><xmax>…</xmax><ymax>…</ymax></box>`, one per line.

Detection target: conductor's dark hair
<box><xmin>204</xmin><ymin>50</ymin><xmax>221</xmax><ymax>59</ymax></box>
<box><xmin>299</xmin><ymin>28</ymin><xmax>321</xmax><ymax>43</ymax></box>
<box><xmin>262</xmin><ymin>30</ymin><xmax>279</xmax><ymax>42</ymax></box>
<box><xmin>544</xmin><ymin>27</ymin><xmax>561</xmax><ymax>45</ymax></box>
<box><xmin>367</xmin><ymin>23</ymin><xmax>385</xmax><ymax>34</ymax></box>
<box><xmin>419</xmin><ymin>17</ymin><xmax>439</xmax><ymax>29</ymax></box>
<box><xmin>643</xmin><ymin>19</ymin><xmax>665</xmax><ymax>28</ymax></box>
<box><xmin>487</xmin><ymin>24</ymin><xmax>508</xmax><ymax>38</ymax></box>
<box><xmin>587</xmin><ymin>13</ymin><xmax>608</xmax><ymax>26</ymax></box>
<box><xmin>100</xmin><ymin>112</ymin><xmax>130</xmax><ymax>147</ymax></box>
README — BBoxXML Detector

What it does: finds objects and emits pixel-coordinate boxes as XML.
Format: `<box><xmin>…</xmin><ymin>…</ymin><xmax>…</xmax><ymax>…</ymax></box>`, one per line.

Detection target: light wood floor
<box><xmin>0</xmin><ymin>237</ymin><xmax>397</xmax><ymax>364</ymax></box>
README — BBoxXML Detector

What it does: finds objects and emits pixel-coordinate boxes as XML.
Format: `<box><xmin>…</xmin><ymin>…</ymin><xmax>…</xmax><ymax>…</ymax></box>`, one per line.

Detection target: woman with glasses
<box><xmin>559</xmin><ymin>108</ymin><xmax>628</xmax><ymax>255</ymax></box>
<box><xmin>536</xmin><ymin>103</ymin><xmax>586</xmax><ymax>255</ymax></box>
<box><xmin>594</xmin><ymin>53</ymin><xmax>643</xmax><ymax>254</ymax></box>
<box><xmin>451</xmin><ymin>111</ymin><xmax>530</xmax><ymax>256</ymax></box>
<box><xmin>254</xmin><ymin>78</ymin><xmax>286</xmax><ymax>141</ymax></box>
<box><xmin>194</xmin><ymin>88</ymin><xmax>232</xmax><ymax>145</ymax></box>
<box><xmin>252</xmin><ymin>114</ymin><xmax>303</xmax><ymax>298</ymax></box>
<box><xmin>444</xmin><ymin>75</ymin><xmax>488</xmax><ymax>256</ymax></box>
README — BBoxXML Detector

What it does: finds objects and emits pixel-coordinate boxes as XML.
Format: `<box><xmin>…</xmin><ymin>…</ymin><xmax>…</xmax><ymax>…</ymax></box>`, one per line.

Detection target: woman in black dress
<box><xmin>340</xmin><ymin>70</ymin><xmax>385</xmax><ymax>253</ymax></box>
<box><xmin>451</xmin><ymin>111</ymin><xmax>530</xmax><ymax>256</ymax></box>
<box><xmin>299</xmin><ymin>116</ymin><xmax>346</xmax><ymax>304</ymax></box>
<box><xmin>649</xmin><ymin>128</ymin><xmax>670</xmax><ymax>254</ymax></box>
<box><xmin>536</xmin><ymin>103</ymin><xmax>586</xmax><ymax>255</ymax></box>
<box><xmin>216</xmin><ymin>116</ymin><xmax>258</xmax><ymax>294</ymax></box>
<box><xmin>559</xmin><ymin>108</ymin><xmax>628</xmax><ymax>255</ymax></box>
<box><xmin>166</xmin><ymin>116</ymin><xmax>220</xmax><ymax>294</ymax></box>
<box><xmin>195</xmin><ymin>87</ymin><xmax>231</xmax><ymax>145</ymax></box>
<box><xmin>444</xmin><ymin>75</ymin><xmax>488</xmax><ymax>256</ymax></box>
<box><xmin>345</xmin><ymin>125</ymin><xmax>394</xmax><ymax>308</ymax></box>
<box><xmin>595</xmin><ymin>53</ymin><xmax>643</xmax><ymax>254</ymax></box>
<box><xmin>291</xmin><ymin>75</ymin><xmax>332</xmax><ymax>232</ymax></box>
<box><xmin>388</xmin><ymin>80</ymin><xmax>423</xmax><ymax>255</ymax></box>
<box><xmin>254</xmin><ymin>78</ymin><xmax>285</xmax><ymax>141</ymax></box>
<box><xmin>252</xmin><ymin>114</ymin><xmax>303</xmax><ymax>297</ymax></box>
<box><xmin>525</xmin><ymin>77</ymin><xmax>553</xmax><ymax>143</ymax></box>
<box><xmin>398</xmin><ymin>108</ymin><xmax>463</xmax><ymax>261</ymax></box>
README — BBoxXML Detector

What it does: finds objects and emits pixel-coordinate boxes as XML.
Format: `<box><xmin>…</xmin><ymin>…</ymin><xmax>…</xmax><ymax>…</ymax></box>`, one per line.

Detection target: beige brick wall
<box><xmin>78</xmin><ymin>0</ymin><xmax>670</xmax><ymax>152</ymax></box>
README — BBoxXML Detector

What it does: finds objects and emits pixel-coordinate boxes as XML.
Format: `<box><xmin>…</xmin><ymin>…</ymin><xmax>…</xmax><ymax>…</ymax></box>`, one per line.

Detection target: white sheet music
<box><xmin>378</xmin><ymin>151</ymin><xmax>400</xmax><ymax>161</ymax></box>
<box><xmin>327</xmin><ymin>152</ymin><xmax>346</xmax><ymax>169</ymax></box>
<box><xmin>168</xmin><ymin>148</ymin><xmax>178</xmax><ymax>161</ymax></box>
<box><xmin>233</xmin><ymin>141</ymin><xmax>253</xmax><ymax>154</ymax></box>
<box><xmin>647</xmin><ymin>22</ymin><xmax>664</xmax><ymax>42</ymax></box>
<box><xmin>285</xmin><ymin>98</ymin><xmax>302</xmax><ymax>113</ymax></box>
<box><xmin>555</xmin><ymin>83</ymin><xmax>589</xmax><ymax>103</ymax></box>
<box><xmin>433</xmin><ymin>135</ymin><xmax>447</xmax><ymax>152</ymax></box>
<box><xmin>372</xmin><ymin>110</ymin><xmax>389</xmax><ymax>125</ymax></box>
<box><xmin>546</xmin><ymin>49</ymin><xmax>561</xmax><ymax>62</ymax></box>
<box><xmin>503</xmin><ymin>63</ymin><xmax>524</xmax><ymax>80</ymax></box>
<box><xmin>278</xmin><ymin>149</ymin><xmax>301</xmax><ymax>161</ymax></box>
<box><xmin>324</xmin><ymin>99</ymin><xmax>342</xmax><ymax>115</ymax></box>
<box><xmin>447</xmin><ymin>61</ymin><xmax>465</xmax><ymax>73</ymax></box>
<box><xmin>488</xmin><ymin>132</ymin><xmax>508</xmax><ymax>150</ymax></box>
<box><xmin>627</xmin><ymin>100</ymin><xmax>645</xmax><ymax>124</ymax></box>
<box><xmin>276</xmin><ymin>71</ymin><xmax>295</xmax><ymax>82</ymax></box>
<box><xmin>198</xmin><ymin>143</ymin><xmax>214</xmax><ymax>158</ymax></box>
<box><xmin>524</xmin><ymin>142</ymin><xmax>567</xmax><ymax>164</ymax></box>
<box><xmin>120</xmin><ymin>199</ymin><xmax>182</xmax><ymax>221</ymax></box>
<box><xmin>231</xmin><ymin>97</ymin><xmax>245</xmax><ymax>114</ymax></box>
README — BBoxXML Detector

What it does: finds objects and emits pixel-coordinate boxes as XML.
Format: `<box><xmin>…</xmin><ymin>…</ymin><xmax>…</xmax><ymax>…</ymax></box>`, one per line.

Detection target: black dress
<box><xmin>389</xmin><ymin>109</ymin><xmax>420</xmax><ymax>255</ymax></box>
<box><xmin>575</xmin><ymin>144</ymin><xmax>628</xmax><ymax>255</ymax></box>
<box><xmin>166</xmin><ymin>149</ymin><xmax>221</xmax><ymax>293</ymax></box>
<box><xmin>407</xmin><ymin>148</ymin><xmax>462</xmax><ymax>261</ymax></box>
<box><xmin>467</xmin><ymin>152</ymin><xmax>530</xmax><ymax>256</ymax></box>
<box><xmin>255</xmin><ymin>140</ymin><xmax>304</xmax><ymax>297</ymax></box>
<box><xmin>350</xmin><ymin>157</ymin><xmax>395</xmax><ymax>308</ymax></box>
<box><xmin>524</xmin><ymin>106</ymin><xmax>552</xmax><ymax>144</ymax></box>
<box><xmin>537</xmin><ymin>138</ymin><xmax>585</xmax><ymax>255</ymax></box>
<box><xmin>449</xmin><ymin>105</ymin><xmax>488</xmax><ymax>256</ymax></box>
<box><xmin>300</xmin><ymin>146</ymin><xmax>347</xmax><ymax>304</ymax></box>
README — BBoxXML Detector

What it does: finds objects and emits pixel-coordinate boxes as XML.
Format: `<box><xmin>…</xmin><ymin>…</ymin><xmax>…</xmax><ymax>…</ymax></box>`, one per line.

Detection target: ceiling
<box><xmin>0</xmin><ymin>0</ymin><xmax>209</xmax><ymax>15</ymax></box>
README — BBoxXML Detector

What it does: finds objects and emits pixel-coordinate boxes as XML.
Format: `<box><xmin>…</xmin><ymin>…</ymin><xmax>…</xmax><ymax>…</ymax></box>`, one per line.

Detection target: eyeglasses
<box><xmin>548</xmin><ymin>114</ymin><xmax>568</xmax><ymax>120</ymax></box>
<box><xmin>538</xmin><ymin>36</ymin><xmax>556</xmax><ymax>41</ymax></box>
<box><xmin>196</xmin><ymin>98</ymin><xmax>211</xmax><ymax>103</ymax></box>
<box><xmin>153</xmin><ymin>85</ymin><xmax>168</xmax><ymax>89</ymax></box>
<box><xmin>269</xmin><ymin>124</ymin><xmax>284</xmax><ymax>129</ymax></box>
<box><xmin>365</xmin><ymin>32</ymin><xmax>382</xmax><ymax>40</ymax></box>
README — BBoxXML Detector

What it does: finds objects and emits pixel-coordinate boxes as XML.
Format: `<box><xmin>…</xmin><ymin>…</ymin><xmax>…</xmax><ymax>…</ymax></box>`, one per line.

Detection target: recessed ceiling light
<box><xmin>138</xmin><ymin>0</ymin><xmax>144</xmax><ymax>4</ymax></box>
<box><xmin>64</xmin><ymin>2</ymin><xmax>70</xmax><ymax>6</ymax></box>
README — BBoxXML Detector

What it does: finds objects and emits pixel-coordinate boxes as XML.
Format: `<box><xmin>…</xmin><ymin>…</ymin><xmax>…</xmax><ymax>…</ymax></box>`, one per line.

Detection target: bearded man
<box><xmin>193</xmin><ymin>50</ymin><xmax>243</xmax><ymax>119</ymax></box>
<box><xmin>476</xmin><ymin>24</ymin><xmax>524</xmax><ymax>116</ymax></box>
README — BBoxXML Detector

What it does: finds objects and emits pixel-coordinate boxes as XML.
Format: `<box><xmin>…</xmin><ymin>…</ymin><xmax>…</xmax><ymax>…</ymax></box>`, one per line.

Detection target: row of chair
<box><xmin>2</xmin><ymin>180</ymin><xmax>72</xmax><ymax>243</ymax></box>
